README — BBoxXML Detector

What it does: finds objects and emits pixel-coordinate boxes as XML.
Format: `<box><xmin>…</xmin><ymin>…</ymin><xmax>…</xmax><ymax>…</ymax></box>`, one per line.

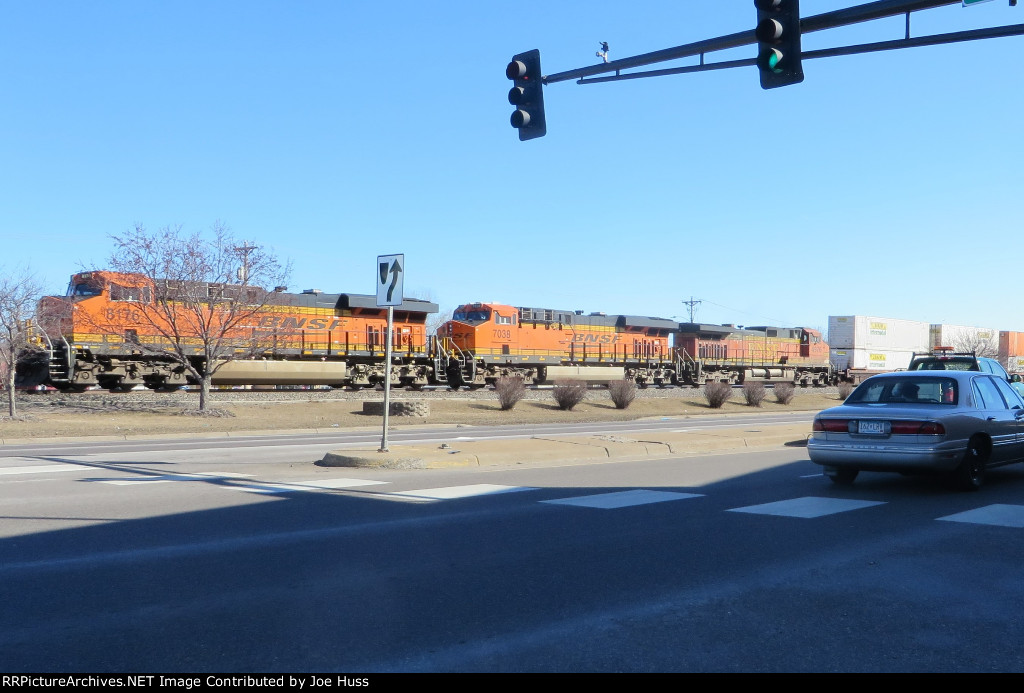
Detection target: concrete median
<box><xmin>318</xmin><ymin>422</ymin><xmax>812</xmax><ymax>469</ymax></box>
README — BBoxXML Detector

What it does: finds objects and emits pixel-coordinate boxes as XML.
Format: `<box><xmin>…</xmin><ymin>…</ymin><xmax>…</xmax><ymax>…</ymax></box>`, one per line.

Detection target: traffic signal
<box><xmin>506</xmin><ymin>49</ymin><xmax>546</xmax><ymax>141</ymax></box>
<box><xmin>754</xmin><ymin>0</ymin><xmax>804</xmax><ymax>89</ymax></box>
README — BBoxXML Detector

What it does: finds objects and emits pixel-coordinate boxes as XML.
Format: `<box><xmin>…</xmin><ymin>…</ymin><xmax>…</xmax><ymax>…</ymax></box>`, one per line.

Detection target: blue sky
<box><xmin>3</xmin><ymin>1</ymin><xmax>1021</xmax><ymax>335</ymax></box>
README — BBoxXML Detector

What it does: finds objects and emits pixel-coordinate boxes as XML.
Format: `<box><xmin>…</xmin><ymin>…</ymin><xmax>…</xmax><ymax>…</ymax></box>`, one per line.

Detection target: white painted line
<box><xmin>938</xmin><ymin>504</ymin><xmax>1024</xmax><ymax>528</ymax></box>
<box><xmin>0</xmin><ymin>464</ymin><xmax>84</xmax><ymax>476</ymax></box>
<box><xmin>541</xmin><ymin>489</ymin><xmax>703</xmax><ymax>509</ymax></box>
<box><xmin>236</xmin><ymin>478</ymin><xmax>388</xmax><ymax>495</ymax></box>
<box><xmin>373</xmin><ymin>484</ymin><xmax>536</xmax><ymax>502</ymax></box>
<box><xmin>727</xmin><ymin>496</ymin><xmax>886</xmax><ymax>518</ymax></box>
<box><xmin>98</xmin><ymin>472</ymin><xmax>254</xmax><ymax>486</ymax></box>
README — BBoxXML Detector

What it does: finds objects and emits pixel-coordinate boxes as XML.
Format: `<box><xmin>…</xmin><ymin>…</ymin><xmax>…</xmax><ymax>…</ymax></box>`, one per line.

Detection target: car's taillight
<box><xmin>890</xmin><ymin>420</ymin><xmax>946</xmax><ymax>435</ymax></box>
<box><xmin>813</xmin><ymin>418</ymin><xmax>850</xmax><ymax>432</ymax></box>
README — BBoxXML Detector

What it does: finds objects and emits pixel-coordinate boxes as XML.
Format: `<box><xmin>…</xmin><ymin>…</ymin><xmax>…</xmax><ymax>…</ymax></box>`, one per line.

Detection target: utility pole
<box><xmin>235</xmin><ymin>241</ymin><xmax>256</xmax><ymax>283</ymax></box>
<box><xmin>682</xmin><ymin>297</ymin><xmax>702</xmax><ymax>322</ymax></box>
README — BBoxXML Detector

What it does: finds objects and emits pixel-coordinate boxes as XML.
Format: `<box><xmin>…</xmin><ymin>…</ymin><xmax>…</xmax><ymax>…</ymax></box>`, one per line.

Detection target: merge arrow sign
<box><xmin>376</xmin><ymin>253</ymin><xmax>405</xmax><ymax>307</ymax></box>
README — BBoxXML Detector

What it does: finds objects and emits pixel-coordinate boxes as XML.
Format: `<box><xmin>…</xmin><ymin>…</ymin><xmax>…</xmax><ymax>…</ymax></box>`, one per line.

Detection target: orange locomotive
<box><xmin>27</xmin><ymin>270</ymin><xmax>439</xmax><ymax>391</ymax></box>
<box><xmin>437</xmin><ymin>302</ymin><xmax>680</xmax><ymax>388</ymax></box>
<box><xmin>673</xmin><ymin>323</ymin><xmax>833</xmax><ymax>387</ymax></box>
<box><xmin>437</xmin><ymin>304</ymin><xmax>833</xmax><ymax>388</ymax></box>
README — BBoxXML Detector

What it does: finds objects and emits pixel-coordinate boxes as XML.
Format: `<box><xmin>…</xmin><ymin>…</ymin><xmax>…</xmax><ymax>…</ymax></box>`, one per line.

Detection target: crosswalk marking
<box><xmin>371</xmin><ymin>484</ymin><xmax>537</xmax><ymax>502</ymax></box>
<box><xmin>234</xmin><ymin>478</ymin><xmax>387</xmax><ymax>494</ymax></box>
<box><xmin>727</xmin><ymin>496</ymin><xmax>886</xmax><ymax>518</ymax></box>
<box><xmin>9</xmin><ymin>461</ymin><xmax>1024</xmax><ymax>530</ymax></box>
<box><xmin>541</xmin><ymin>489</ymin><xmax>702</xmax><ymax>509</ymax></box>
<box><xmin>938</xmin><ymin>504</ymin><xmax>1024</xmax><ymax>528</ymax></box>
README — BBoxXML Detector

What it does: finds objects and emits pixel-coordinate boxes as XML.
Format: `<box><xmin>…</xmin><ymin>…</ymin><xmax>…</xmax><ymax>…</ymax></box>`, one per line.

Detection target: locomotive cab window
<box><xmin>495</xmin><ymin>313</ymin><xmax>513</xmax><ymax>325</ymax></box>
<box><xmin>69</xmin><ymin>281</ymin><xmax>103</xmax><ymax>298</ymax></box>
<box><xmin>452</xmin><ymin>309</ymin><xmax>490</xmax><ymax>324</ymax></box>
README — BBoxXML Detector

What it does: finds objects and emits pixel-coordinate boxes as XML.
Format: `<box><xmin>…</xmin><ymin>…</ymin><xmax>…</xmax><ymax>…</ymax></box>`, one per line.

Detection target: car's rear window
<box><xmin>912</xmin><ymin>359</ymin><xmax>975</xmax><ymax>371</ymax></box>
<box><xmin>848</xmin><ymin>377</ymin><xmax>958</xmax><ymax>405</ymax></box>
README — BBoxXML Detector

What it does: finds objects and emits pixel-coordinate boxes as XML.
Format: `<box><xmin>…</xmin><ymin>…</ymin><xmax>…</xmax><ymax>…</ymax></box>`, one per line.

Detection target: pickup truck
<box><xmin>906</xmin><ymin>350</ymin><xmax>1024</xmax><ymax>397</ymax></box>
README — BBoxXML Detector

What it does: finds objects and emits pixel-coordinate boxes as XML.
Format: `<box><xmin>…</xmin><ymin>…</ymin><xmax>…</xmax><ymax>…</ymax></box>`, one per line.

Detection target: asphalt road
<box><xmin>4</xmin><ymin>423</ymin><xmax>1024</xmax><ymax>673</ymax></box>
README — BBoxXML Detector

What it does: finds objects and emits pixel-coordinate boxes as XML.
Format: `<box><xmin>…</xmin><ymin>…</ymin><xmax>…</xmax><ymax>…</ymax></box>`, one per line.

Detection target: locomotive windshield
<box><xmin>68</xmin><ymin>279</ymin><xmax>103</xmax><ymax>298</ymax></box>
<box><xmin>452</xmin><ymin>308</ymin><xmax>491</xmax><ymax>324</ymax></box>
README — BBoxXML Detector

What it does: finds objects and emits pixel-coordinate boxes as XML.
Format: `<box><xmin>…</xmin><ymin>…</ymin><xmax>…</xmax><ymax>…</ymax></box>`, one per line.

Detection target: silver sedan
<box><xmin>807</xmin><ymin>370</ymin><xmax>1024</xmax><ymax>491</ymax></box>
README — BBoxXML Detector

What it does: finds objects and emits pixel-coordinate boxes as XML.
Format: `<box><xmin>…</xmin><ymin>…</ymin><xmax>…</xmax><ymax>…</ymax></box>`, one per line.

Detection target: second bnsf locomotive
<box><xmin>438</xmin><ymin>302</ymin><xmax>833</xmax><ymax>388</ymax></box>
<box><xmin>22</xmin><ymin>271</ymin><xmax>836</xmax><ymax>391</ymax></box>
<box><xmin>438</xmin><ymin>302</ymin><xmax>678</xmax><ymax>388</ymax></box>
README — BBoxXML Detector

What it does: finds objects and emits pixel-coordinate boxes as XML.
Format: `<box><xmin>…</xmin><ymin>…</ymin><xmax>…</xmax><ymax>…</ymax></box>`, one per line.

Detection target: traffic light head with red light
<box><xmin>506</xmin><ymin>49</ymin><xmax>546</xmax><ymax>141</ymax></box>
<box><xmin>754</xmin><ymin>0</ymin><xmax>804</xmax><ymax>89</ymax></box>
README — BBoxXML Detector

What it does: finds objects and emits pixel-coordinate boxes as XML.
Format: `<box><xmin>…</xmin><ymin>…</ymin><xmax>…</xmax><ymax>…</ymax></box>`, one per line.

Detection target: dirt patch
<box><xmin>0</xmin><ymin>390</ymin><xmax>840</xmax><ymax>441</ymax></box>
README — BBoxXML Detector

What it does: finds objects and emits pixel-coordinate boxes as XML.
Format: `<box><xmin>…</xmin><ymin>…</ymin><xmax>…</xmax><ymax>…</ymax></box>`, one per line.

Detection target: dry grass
<box><xmin>0</xmin><ymin>389</ymin><xmax>845</xmax><ymax>441</ymax></box>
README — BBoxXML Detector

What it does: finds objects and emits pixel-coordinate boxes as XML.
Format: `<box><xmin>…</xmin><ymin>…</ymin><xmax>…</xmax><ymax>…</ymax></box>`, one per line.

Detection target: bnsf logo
<box><xmin>257</xmin><ymin>317</ymin><xmax>345</xmax><ymax>330</ymax></box>
<box><xmin>572</xmin><ymin>334</ymin><xmax>623</xmax><ymax>344</ymax></box>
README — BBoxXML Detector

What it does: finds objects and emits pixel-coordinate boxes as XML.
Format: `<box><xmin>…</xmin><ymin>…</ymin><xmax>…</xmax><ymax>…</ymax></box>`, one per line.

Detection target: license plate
<box><xmin>858</xmin><ymin>420</ymin><xmax>888</xmax><ymax>435</ymax></box>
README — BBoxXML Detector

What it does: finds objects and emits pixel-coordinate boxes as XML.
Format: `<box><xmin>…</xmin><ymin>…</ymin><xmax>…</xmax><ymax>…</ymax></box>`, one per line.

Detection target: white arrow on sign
<box><xmin>376</xmin><ymin>254</ymin><xmax>404</xmax><ymax>307</ymax></box>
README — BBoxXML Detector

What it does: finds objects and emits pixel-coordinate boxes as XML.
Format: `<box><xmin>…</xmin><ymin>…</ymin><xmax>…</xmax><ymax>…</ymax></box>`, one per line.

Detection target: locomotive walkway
<box><xmin>318</xmin><ymin>421</ymin><xmax>811</xmax><ymax>469</ymax></box>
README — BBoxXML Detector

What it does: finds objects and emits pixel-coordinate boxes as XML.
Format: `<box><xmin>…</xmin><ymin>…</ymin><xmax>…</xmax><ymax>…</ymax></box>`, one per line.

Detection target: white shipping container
<box><xmin>929</xmin><ymin>324</ymin><xmax>998</xmax><ymax>353</ymax></box>
<box><xmin>1007</xmin><ymin>356</ymin><xmax>1024</xmax><ymax>373</ymax></box>
<box><xmin>830</xmin><ymin>348</ymin><xmax>915</xmax><ymax>372</ymax></box>
<box><xmin>828</xmin><ymin>316</ymin><xmax>930</xmax><ymax>351</ymax></box>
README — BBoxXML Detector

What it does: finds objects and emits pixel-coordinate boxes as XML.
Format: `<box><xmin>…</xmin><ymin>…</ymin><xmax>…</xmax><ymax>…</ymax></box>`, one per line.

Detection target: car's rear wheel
<box><xmin>953</xmin><ymin>436</ymin><xmax>988</xmax><ymax>491</ymax></box>
<box><xmin>826</xmin><ymin>467</ymin><xmax>859</xmax><ymax>485</ymax></box>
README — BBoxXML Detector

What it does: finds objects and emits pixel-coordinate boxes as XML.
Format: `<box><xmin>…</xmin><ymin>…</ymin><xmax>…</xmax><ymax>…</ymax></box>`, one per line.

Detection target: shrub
<box><xmin>552</xmin><ymin>379</ymin><xmax>588</xmax><ymax>411</ymax></box>
<box><xmin>742</xmin><ymin>381</ymin><xmax>767</xmax><ymax>407</ymax></box>
<box><xmin>838</xmin><ymin>381</ymin><xmax>854</xmax><ymax>400</ymax></box>
<box><xmin>702</xmin><ymin>381</ymin><xmax>732</xmax><ymax>408</ymax></box>
<box><xmin>773</xmin><ymin>381</ymin><xmax>796</xmax><ymax>405</ymax></box>
<box><xmin>608</xmin><ymin>378</ymin><xmax>637</xmax><ymax>409</ymax></box>
<box><xmin>495</xmin><ymin>375</ymin><xmax>527</xmax><ymax>411</ymax></box>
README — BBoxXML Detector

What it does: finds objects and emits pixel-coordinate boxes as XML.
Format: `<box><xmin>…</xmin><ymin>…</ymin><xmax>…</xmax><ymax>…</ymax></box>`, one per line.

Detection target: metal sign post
<box><xmin>376</xmin><ymin>254</ymin><xmax>404</xmax><ymax>453</ymax></box>
<box><xmin>380</xmin><ymin>305</ymin><xmax>394</xmax><ymax>452</ymax></box>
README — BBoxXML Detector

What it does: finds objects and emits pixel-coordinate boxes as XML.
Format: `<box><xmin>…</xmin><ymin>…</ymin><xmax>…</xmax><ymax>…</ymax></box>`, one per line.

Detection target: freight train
<box><xmin>18</xmin><ymin>271</ymin><xmax>837</xmax><ymax>392</ymax></box>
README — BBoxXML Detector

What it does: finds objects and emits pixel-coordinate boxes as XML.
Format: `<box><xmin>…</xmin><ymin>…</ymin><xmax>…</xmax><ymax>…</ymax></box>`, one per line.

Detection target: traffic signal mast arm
<box><xmin>540</xmin><ymin>0</ymin><xmax>1020</xmax><ymax>87</ymax></box>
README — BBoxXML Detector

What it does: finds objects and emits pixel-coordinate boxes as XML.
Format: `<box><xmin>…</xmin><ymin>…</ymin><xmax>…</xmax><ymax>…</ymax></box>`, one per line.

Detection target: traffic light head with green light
<box><xmin>754</xmin><ymin>0</ymin><xmax>804</xmax><ymax>89</ymax></box>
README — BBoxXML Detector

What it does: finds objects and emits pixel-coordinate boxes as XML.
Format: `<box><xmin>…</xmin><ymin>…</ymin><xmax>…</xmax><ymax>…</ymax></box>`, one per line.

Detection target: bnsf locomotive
<box><xmin>21</xmin><ymin>271</ymin><xmax>835</xmax><ymax>391</ymax></box>
<box><xmin>439</xmin><ymin>303</ymin><xmax>832</xmax><ymax>388</ymax></box>
<box><xmin>24</xmin><ymin>270</ymin><xmax>439</xmax><ymax>391</ymax></box>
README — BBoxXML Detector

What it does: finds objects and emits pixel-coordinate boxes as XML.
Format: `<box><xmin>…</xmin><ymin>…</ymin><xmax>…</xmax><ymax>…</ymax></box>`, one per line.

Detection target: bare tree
<box><xmin>0</xmin><ymin>268</ymin><xmax>43</xmax><ymax>417</ymax></box>
<box><xmin>951</xmin><ymin>332</ymin><xmax>998</xmax><ymax>359</ymax></box>
<box><xmin>105</xmin><ymin>222</ymin><xmax>289</xmax><ymax>411</ymax></box>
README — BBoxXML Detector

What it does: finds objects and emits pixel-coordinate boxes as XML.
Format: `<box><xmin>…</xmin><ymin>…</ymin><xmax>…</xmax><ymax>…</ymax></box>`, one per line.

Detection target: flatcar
<box><xmin>25</xmin><ymin>270</ymin><xmax>439</xmax><ymax>391</ymax></box>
